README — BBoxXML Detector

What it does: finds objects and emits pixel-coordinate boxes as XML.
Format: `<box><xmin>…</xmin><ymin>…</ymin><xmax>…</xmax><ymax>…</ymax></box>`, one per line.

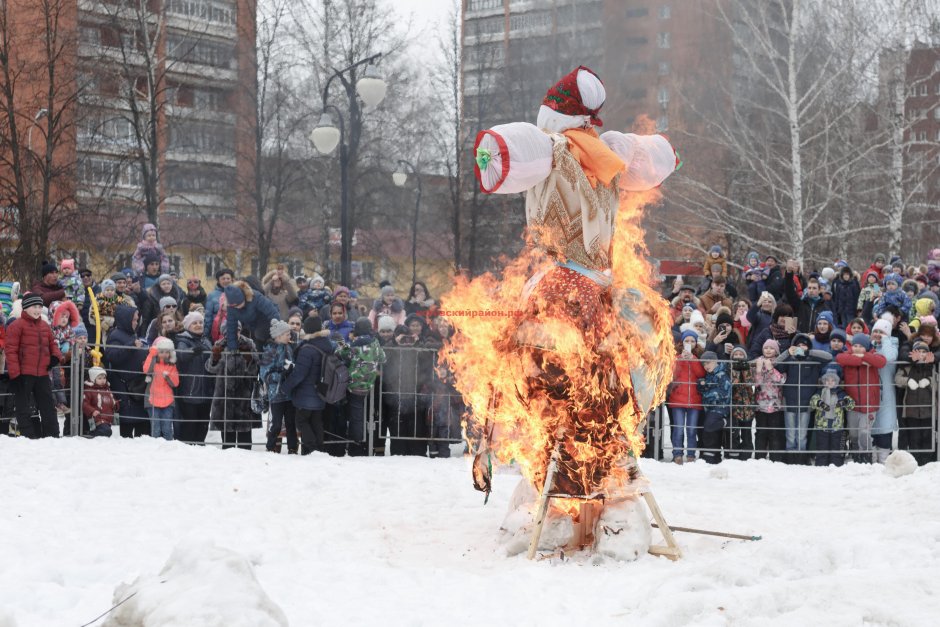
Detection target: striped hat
<box><xmin>21</xmin><ymin>293</ymin><xmax>43</xmax><ymax>310</ymax></box>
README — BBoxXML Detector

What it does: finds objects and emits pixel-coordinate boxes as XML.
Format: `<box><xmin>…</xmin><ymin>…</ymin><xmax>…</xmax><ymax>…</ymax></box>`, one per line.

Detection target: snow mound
<box><xmin>710</xmin><ymin>466</ymin><xmax>729</xmax><ymax>480</ymax></box>
<box><xmin>103</xmin><ymin>541</ymin><xmax>287</xmax><ymax>627</ymax></box>
<box><xmin>0</xmin><ymin>608</ymin><xmax>17</xmax><ymax>627</ymax></box>
<box><xmin>883</xmin><ymin>450</ymin><xmax>918</xmax><ymax>478</ymax></box>
<box><xmin>594</xmin><ymin>497</ymin><xmax>651</xmax><ymax>561</ymax></box>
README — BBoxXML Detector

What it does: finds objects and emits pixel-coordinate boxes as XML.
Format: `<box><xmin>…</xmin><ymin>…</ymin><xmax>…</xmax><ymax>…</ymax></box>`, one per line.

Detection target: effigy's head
<box><xmin>538</xmin><ymin>66</ymin><xmax>605</xmax><ymax>132</ymax></box>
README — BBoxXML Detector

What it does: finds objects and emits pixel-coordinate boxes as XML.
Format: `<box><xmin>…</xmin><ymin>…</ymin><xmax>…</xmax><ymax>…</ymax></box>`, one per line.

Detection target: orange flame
<box><xmin>441</xmin><ymin>187</ymin><xmax>676</xmax><ymax>499</ymax></box>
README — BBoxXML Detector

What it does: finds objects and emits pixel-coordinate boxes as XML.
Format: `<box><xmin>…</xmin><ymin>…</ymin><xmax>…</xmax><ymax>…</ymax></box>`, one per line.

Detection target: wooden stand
<box><xmin>642</xmin><ymin>489</ymin><xmax>682</xmax><ymax>561</ymax></box>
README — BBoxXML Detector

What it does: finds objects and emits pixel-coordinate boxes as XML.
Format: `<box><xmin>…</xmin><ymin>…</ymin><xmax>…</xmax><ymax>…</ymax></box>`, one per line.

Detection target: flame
<box><xmin>441</xmin><ymin>188</ymin><xmax>675</xmax><ymax>500</ymax></box>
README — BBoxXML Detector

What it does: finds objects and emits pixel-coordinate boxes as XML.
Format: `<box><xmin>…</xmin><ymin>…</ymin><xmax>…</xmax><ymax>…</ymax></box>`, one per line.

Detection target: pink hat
<box><xmin>762</xmin><ymin>339</ymin><xmax>780</xmax><ymax>355</ymax></box>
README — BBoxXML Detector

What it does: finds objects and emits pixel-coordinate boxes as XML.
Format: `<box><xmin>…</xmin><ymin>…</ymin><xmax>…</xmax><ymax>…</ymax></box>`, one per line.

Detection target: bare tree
<box><xmin>0</xmin><ymin>0</ymin><xmax>81</xmax><ymax>282</ymax></box>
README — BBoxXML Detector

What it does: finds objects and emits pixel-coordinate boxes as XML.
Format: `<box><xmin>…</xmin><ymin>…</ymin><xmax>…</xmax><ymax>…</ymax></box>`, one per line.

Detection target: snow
<box><xmin>884</xmin><ymin>450</ymin><xmax>919</xmax><ymax>478</ymax></box>
<box><xmin>2</xmin><ymin>437</ymin><xmax>939</xmax><ymax>627</ymax></box>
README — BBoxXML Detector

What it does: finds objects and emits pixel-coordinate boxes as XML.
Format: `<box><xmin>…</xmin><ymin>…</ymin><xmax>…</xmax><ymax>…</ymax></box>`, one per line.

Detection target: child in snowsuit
<box><xmin>307</xmin><ymin>274</ymin><xmax>332</xmax><ymax>313</ymax></box>
<box><xmin>836</xmin><ymin>333</ymin><xmax>885</xmax><ymax>463</ymax></box>
<box><xmin>728</xmin><ymin>345</ymin><xmax>755</xmax><ymax>459</ymax></box>
<box><xmin>49</xmin><ymin>300</ymin><xmax>80</xmax><ymax>414</ymax></box>
<box><xmin>894</xmin><ymin>340</ymin><xmax>937</xmax><ymax>465</ymax></box>
<box><xmin>702</xmin><ymin>245</ymin><xmax>727</xmax><ymax>278</ymax></box>
<box><xmin>857</xmin><ymin>274</ymin><xmax>881</xmax><ymax>327</ymax></box>
<box><xmin>697</xmin><ymin>350</ymin><xmax>732</xmax><ymax>464</ymax></box>
<box><xmin>0</xmin><ymin>281</ymin><xmax>19</xmax><ymax>317</ymax></box>
<box><xmin>260</xmin><ymin>319</ymin><xmax>297</xmax><ymax>454</ymax></box>
<box><xmin>336</xmin><ymin>318</ymin><xmax>387</xmax><ymax>456</ymax></box>
<box><xmin>131</xmin><ymin>223</ymin><xmax>170</xmax><ymax>275</ymax></box>
<box><xmin>873</xmin><ymin>273</ymin><xmax>912</xmax><ymax>319</ymax></box>
<box><xmin>59</xmin><ymin>259</ymin><xmax>86</xmax><ymax>307</ymax></box>
<box><xmin>808</xmin><ymin>363</ymin><xmax>854</xmax><ymax>467</ymax></box>
<box><xmin>142</xmin><ymin>336</ymin><xmax>179</xmax><ymax>440</ymax></box>
<box><xmin>752</xmin><ymin>339</ymin><xmax>786</xmax><ymax>461</ymax></box>
<box><xmin>82</xmin><ymin>366</ymin><xmax>119</xmax><ymax>437</ymax></box>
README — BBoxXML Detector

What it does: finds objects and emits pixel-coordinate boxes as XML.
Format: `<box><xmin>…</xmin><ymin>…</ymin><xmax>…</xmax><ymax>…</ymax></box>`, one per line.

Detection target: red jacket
<box><xmin>4</xmin><ymin>314</ymin><xmax>62</xmax><ymax>378</ymax></box>
<box><xmin>83</xmin><ymin>382</ymin><xmax>119</xmax><ymax>425</ymax></box>
<box><xmin>836</xmin><ymin>350</ymin><xmax>887</xmax><ymax>415</ymax></box>
<box><xmin>667</xmin><ymin>355</ymin><xmax>706</xmax><ymax>409</ymax></box>
<box><xmin>860</xmin><ymin>264</ymin><xmax>884</xmax><ymax>287</ymax></box>
<box><xmin>143</xmin><ymin>348</ymin><xmax>179</xmax><ymax>408</ymax></box>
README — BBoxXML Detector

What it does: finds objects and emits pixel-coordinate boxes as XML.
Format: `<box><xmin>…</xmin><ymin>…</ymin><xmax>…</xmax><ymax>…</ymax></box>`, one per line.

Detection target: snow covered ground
<box><xmin>2</xmin><ymin>436</ymin><xmax>939</xmax><ymax>627</ymax></box>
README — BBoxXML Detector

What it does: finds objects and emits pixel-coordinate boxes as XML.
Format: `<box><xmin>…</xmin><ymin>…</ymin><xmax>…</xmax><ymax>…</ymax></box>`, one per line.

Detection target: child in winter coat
<box><xmin>142</xmin><ymin>336</ymin><xmax>179</xmax><ymax>440</ymax></box>
<box><xmin>307</xmin><ymin>274</ymin><xmax>332</xmax><ymax>313</ymax></box>
<box><xmin>697</xmin><ymin>350</ymin><xmax>732</xmax><ymax>464</ymax></box>
<box><xmin>752</xmin><ymin>338</ymin><xmax>786</xmax><ymax>461</ymax></box>
<box><xmin>808</xmin><ymin>363</ymin><xmax>854</xmax><ymax>467</ymax></box>
<box><xmin>337</xmin><ymin>318</ymin><xmax>387</xmax><ymax>456</ymax></box>
<box><xmin>894</xmin><ymin>340</ymin><xmax>936</xmax><ymax>465</ymax></box>
<box><xmin>857</xmin><ymin>274</ymin><xmax>881</xmax><ymax>326</ymax></box>
<box><xmin>774</xmin><ymin>333</ymin><xmax>832</xmax><ymax>463</ymax></box>
<box><xmin>82</xmin><ymin>366</ymin><xmax>119</xmax><ymax>437</ymax></box>
<box><xmin>811</xmin><ymin>311</ymin><xmax>835</xmax><ymax>352</ymax></box>
<box><xmin>909</xmin><ymin>297</ymin><xmax>936</xmax><ymax>332</ymax></box>
<box><xmin>131</xmin><ymin>223</ymin><xmax>170</xmax><ymax>275</ymax></box>
<box><xmin>667</xmin><ymin>331</ymin><xmax>705</xmax><ymax>463</ymax></box>
<box><xmin>874</xmin><ymin>273</ymin><xmax>912</xmax><ymax>319</ymax></box>
<box><xmin>828</xmin><ymin>328</ymin><xmax>847</xmax><ymax>357</ymax></box>
<box><xmin>702</xmin><ymin>245</ymin><xmax>727</xmax><ymax>277</ymax></box>
<box><xmin>49</xmin><ymin>300</ymin><xmax>80</xmax><ymax>414</ymax></box>
<box><xmin>259</xmin><ymin>319</ymin><xmax>297</xmax><ymax>454</ymax></box>
<box><xmin>59</xmin><ymin>259</ymin><xmax>85</xmax><ymax>307</ymax></box>
<box><xmin>836</xmin><ymin>333</ymin><xmax>885</xmax><ymax>463</ymax></box>
<box><xmin>728</xmin><ymin>345</ymin><xmax>755</xmax><ymax>459</ymax></box>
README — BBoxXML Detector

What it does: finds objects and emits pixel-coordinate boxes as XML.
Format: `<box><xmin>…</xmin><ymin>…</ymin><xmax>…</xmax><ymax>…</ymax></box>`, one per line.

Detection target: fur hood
<box><xmin>49</xmin><ymin>300</ymin><xmax>81</xmax><ymax>328</ymax></box>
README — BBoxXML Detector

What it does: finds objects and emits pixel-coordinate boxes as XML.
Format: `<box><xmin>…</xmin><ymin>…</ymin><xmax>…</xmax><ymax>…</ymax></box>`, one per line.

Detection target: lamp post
<box><xmin>392</xmin><ymin>159</ymin><xmax>422</xmax><ymax>285</ymax></box>
<box><xmin>26</xmin><ymin>108</ymin><xmax>49</xmax><ymax>153</ymax></box>
<box><xmin>309</xmin><ymin>54</ymin><xmax>385</xmax><ymax>287</ymax></box>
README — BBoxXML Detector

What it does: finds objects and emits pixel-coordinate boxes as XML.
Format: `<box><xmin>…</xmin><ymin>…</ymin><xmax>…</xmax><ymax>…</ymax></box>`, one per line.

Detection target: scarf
<box><xmin>561</xmin><ymin>127</ymin><xmax>624</xmax><ymax>189</ymax></box>
<box><xmin>770</xmin><ymin>323</ymin><xmax>790</xmax><ymax>341</ymax></box>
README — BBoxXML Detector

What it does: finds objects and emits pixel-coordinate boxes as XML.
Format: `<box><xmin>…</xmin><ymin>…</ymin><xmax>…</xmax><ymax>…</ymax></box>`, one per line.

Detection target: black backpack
<box><xmin>312</xmin><ymin>345</ymin><xmax>349</xmax><ymax>405</ymax></box>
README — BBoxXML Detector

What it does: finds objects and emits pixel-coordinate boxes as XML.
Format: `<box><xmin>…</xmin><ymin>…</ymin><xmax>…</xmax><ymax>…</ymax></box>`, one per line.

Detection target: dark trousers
<box><xmin>120</xmin><ymin>418</ymin><xmax>151</xmax><ymax>438</ymax></box>
<box><xmin>346</xmin><ymin>393</ymin><xmax>369</xmax><ymax>457</ymax></box>
<box><xmin>266</xmin><ymin>401</ymin><xmax>297</xmax><ymax>452</ymax></box>
<box><xmin>13</xmin><ymin>375</ymin><xmax>59</xmax><ymax>439</ymax></box>
<box><xmin>177</xmin><ymin>402</ymin><xmax>210</xmax><ymax>444</ymax></box>
<box><xmin>899</xmin><ymin>417</ymin><xmax>933</xmax><ymax>465</ymax></box>
<box><xmin>754</xmin><ymin>411</ymin><xmax>785</xmax><ymax>462</ymax></box>
<box><xmin>91</xmin><ymin>423</ymin><xmax>113</xmax><ymax>438</ymax></box>
<box><xmin>814</xmin><ymin>430</ymin><xmax>844</xmax><ymax>466</ymax></box>
<box><xmin>322</xmin><ymin>403</ymin><xmax>347</xmax><ymax>457</ymax></box>
<box><xmin>728</xmin><ymin>418</ymin><xmax>754</xmax><ymax>460</ymax></box>
<box><xmin>221</xmin><ymin>430</ymin><xmax>252</xmax><ymax>450</ymax></box>
<box><xmin>295</xmin><ymin>408</ymin><xmax>324</xmax><ymax>455</ymax></box>
<box><xmin>700</xmin><ymin>429</ymin><xmax>723</xmax><ymax>464</ymax></box>
<box><xmin>388</xmin><ymin>405</ymin><xmax>428</xmax><ymax>457</ymax></box>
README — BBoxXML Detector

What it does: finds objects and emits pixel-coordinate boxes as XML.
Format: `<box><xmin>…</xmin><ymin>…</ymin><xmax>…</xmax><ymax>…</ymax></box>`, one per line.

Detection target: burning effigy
<box><xmin>440</xmin><ymin>66</ymin><xmax>680</xmax><ymax>559</ymax></box>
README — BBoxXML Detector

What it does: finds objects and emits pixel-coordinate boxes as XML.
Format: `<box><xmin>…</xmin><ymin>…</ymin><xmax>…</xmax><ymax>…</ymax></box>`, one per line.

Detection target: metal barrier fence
<box><xmin>1</xmin><ymin>343</ymin><xmax>936</xmax><ymax>465</ymax></box>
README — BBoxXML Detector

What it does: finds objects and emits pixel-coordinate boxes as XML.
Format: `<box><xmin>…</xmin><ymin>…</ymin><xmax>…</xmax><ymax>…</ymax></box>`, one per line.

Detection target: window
<box><xmin>915</xmin><ymin>131</ymin><xmax>927</xmax><ymax>141</ymax></box>
<box><xmin>468</xmin><ymin>0</ymin><xmax>502</xmax><ymax>11</ymax></box>
<box><xmin>202</xmin><ymin>255</ymin><xmax>225</xmax><ymax>278</ymax></box>
<box><xmin>168</xmin><ymin>0</ymin><xmax>236</xmax><ymax>26</ymax></box>
<box><xmin>624</xmin><ymin>36</ymin><xmax>648</xmax><ymax>46</ymax></box>
<box><xmin>113</xmin><ymin>253</ymin><xmax>134</xmax><ymax>271</ymax></box>
<box><xmin>469</xmin><ymin>15</ymin><xmax>504</xmax><ymax>36</ymax></box>
<box><xmin>509</xmin><ymin>11</ymin><xmax>552</xmax><ymax>32</ymax></box>
<box><xmin>78</xmin><ymin>157</ymin><xmax>142</xmax><ymax>189</ymax></box>
<box><xmin>168</xmin><ymin>120</ymin><xmax>234</xmax><ymax>154</ymax></box>
<box><xmin>656</xmin><ymin>115</ymin><xmax>668</xmax><ymax>131</ymax></box>
<box><xmin>626</xmin><ymin>7</ymin><xmax>648</xmax><ymax>18</ymax></box>
<box><xmin>936</xmin><ymin>129</ymin><xmax>940</xmax><ymax>141</ymax></box>
<box><xmin>920</xmin><ymin>84</ymin><xmax>928</xmax><ymax>96</ymax></box>
<box><xmin>167</xmin><ymin>34</ymin><xmax>235</xmax><ymax>69</ymax></box>
<box><xmin>626</xmin><ymin>88</ymin><xmax>647</xmax><ymax>100</ymax></box>
<box><xmin>934</xmin><ymin>108</ymin><xmax>940</xmax><ymax>121</ymax></box>
<box><xmin>936</xmin><ymin>83</ymin><xmax>940</xmax><ymax>95</ymax></box>
<box><xmin>168</xmin><ymin>255</ymin><xmax>182</xmax><ymax>275</ymax></box>
<box><xmin>166</xmin><ymin>163</ymin><xmax>236</xmax><ymax>195</ymax></box>
<box><xmin>78</xmin><ymin>114</ymin><xmax>137</xmax><ymax>146</ymax></box>
<box><xmin>351</xmin><ymin>261</ymin><xmax>375</xmax><ymax>282</ymax></box>
<box><xmin>658</xmin><ymin>86</ymin><xmax>669</xmax><ymax>107</ymax></box>
<box><xmin>658</xmin><ymin>32</ymin><xmax>670</xmax><ymax>48</ymax></box>
<box><xmin>659</xmin><ymin>61</ymin><xmax>670</xmax><ymax>76</ymax></box>
<box><xmin>626</xmin><ymin>61</ymin><xmax>649</xmax><ymax>72</ymax></box>
<box><xmin>659</xmin><ymin>5</ymin><xmax>671</xmax><ymax>19</ymax></box>
<box><xmin>80</xmin><ymin>25</ymin><xmax>101</xmax><ymax>46</ymax></box>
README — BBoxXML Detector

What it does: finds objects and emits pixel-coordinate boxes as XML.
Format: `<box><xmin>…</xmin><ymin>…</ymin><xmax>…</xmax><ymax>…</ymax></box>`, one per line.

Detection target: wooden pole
<box><xmin>527</xmin><ymin>438</ymin><xmax>563</xmax><ymax>560</ymax></box>
<box><xmin>651</xmin><ymin>523</ymin><xmax>762</xmax><ymax>542</ymax></box>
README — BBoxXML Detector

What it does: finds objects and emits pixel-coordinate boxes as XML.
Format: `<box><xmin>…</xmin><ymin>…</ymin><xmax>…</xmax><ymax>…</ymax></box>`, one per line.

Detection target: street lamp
<box><xmin>392</xmin><ymin>159</ymin><xmax>422</xmax><ymax>285</ymax></box>
<box><xmin>27</xmin><ymin>108</ymin><xmax>49</xmax><ymax>153</ymax></box>
<box><xmin>309</xmin><ymin>53</ymin><xmax>385</xmax><ymax>287</ymax></box>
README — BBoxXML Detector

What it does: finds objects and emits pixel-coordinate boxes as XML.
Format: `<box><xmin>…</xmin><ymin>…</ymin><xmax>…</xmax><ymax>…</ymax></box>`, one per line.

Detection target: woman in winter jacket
<box><xmin>4</xmin><ymin>293</ymin><xmax>63</xmax><ymax>438</ymax></box>
<box><xmin>103</xmin><ymin>306</ymin><xmax>150</xmax><ymax>437</ymax></box>
<box><xmin>667</xmin><ymin>331</ymin><xmax>705</xmax><ymax>463</ymax></box>
<box><xmin>141</xmin><ymin>277</ymin><xmax>186</xmax><ymax>331</ymax></box>
<box><xmin>206</xmin><ymin>333</ymin><xmax>259</xmax><ymax>450</ymax></box>
<box><xmin>831</xmin><ymin>266</ymin><xmax>861</xmax><ymax>328</ymax></box>
<box><xmin>894</xmin><ymin>340</ymin><xmax>936</xmax><ymax>464</ymax></box>
<box><xmin>870</xmin><ymin>322</ymin><xmax>899</xmax><ymax>462</ymax></box>
<box><xmin>262</xmin><ymin>268</ymin><xmax>298</xmax><ymax>320</ymax></box>
<box><xmin>283</xmin><ymin>316</ymin><xmax>334</xmax><ymax>455</ymax></box>
<box><xmin>367</xmin><ymin>285</ymin><xmax>406</xmax><ymax>331</ymax></box>
<box><xmin>174</xmin><ymin>313</ymin><xmax>213</xmax><ymax>443</ymax></box>
<box><xmin>774</xmin><ymin>333</ymin><xmax>832</xmax><ymax>461</ymax></box>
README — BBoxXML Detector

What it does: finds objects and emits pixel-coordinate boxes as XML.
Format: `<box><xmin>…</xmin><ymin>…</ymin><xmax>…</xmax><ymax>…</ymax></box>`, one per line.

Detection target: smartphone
<box><xmin>783</xmin><ymin>317</ymin><xmax>797</xmax><ymax>334</ymax></box>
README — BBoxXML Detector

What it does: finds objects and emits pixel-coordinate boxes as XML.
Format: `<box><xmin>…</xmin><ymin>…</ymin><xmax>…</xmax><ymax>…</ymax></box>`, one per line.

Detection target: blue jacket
<box><xmin>873</xmin><ymin>289</ymin><xmax>912</xmax><ymax>319</ymax></box>
<box><xmin>697</xmin><ymin>363</ymin><xmax>732</xmax><ymax>414</ymax></box>
<box><xmin>282</xmin><ymin>335</ymin><xmax>333</xmax><ymax>411</ymax></box>
<box><xmin>259</xmin><ymin>341</ymin><xmax>294</xmax><ymax>403</ymax></box>
<box><xmin>774</xmin><ymin>336</ymin><xmax>832</xmax><ymax>410</ymax></box>
<box><xmin>225</xmin><ymin>286</ymin><xmax>281</xmax><ymax>351</ymax></box>
<box><xmin>872</xmin><ymin>336</ymin><xmax>899</xmax><ymax>435</ymax></box>
<box><xmin>103</xmin><ymin>306</ymin><xmax>148</xmax><ymax>418</ymax></box>
<box><xmin>325</xmin><ymin>319</ymin><xmax>354</xmax><ymax>343</ymax></box>
<box><xmin>831</xmin><ymin>276</ymin><xmax>860</xmax><ymax>322</ymax></box>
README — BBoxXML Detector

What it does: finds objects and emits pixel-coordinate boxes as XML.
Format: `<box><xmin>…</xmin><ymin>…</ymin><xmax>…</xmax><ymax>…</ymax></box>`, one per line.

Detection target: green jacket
<box><xmin>336</xmin><ymin>335</ymin><xmax>386</xmax><ymax>394</ymax></box>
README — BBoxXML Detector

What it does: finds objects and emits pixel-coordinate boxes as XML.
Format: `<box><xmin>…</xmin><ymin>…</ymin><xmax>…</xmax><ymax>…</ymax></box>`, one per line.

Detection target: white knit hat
<box><xmin>87</xmin><ymin>366</ymin><xmax>107</xmax><ymax>383</ymax></box>
<box><xmin>872</xmin><ymin>318</ymin><xmax>893</xmax><ymax>336</ymax></box>
<box><xmin>376</xmin><ymin>314</ymin><xmax>396</xmax><ymax>332</ymax></box>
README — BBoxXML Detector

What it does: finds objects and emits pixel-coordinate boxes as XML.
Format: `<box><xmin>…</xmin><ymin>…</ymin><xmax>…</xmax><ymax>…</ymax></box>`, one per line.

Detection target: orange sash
<box><xmin>562</xmin><ymin>127</ymin><xmax>623</xmax><ymax>188</ymax></box>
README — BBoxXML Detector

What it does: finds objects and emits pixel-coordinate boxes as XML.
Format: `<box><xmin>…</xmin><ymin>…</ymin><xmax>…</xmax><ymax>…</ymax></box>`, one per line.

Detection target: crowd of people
<box><xmin>665</xmin><ymin>246</ymin><xmax>940</xmax><ymax>466</ymax></box>
<box><xmin>0</xmin><ymin>224</ymin><xmax>463</xmax><ymax>458</ymax></box>
<box><xmin>1</xmin><ymin>226</ymin><xmax>938</xmax><ymax>467</ymax></box>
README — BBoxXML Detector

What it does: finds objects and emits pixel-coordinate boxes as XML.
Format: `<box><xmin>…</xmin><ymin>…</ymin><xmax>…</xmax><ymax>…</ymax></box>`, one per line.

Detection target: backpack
<box><xmin>313</xmin><ymin>345</ymin><xmax>349</xmax><ymax>405</ymax></box>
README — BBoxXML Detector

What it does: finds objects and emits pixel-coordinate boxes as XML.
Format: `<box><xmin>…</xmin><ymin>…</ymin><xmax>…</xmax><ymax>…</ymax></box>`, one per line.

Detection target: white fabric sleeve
<box><xmin>599</xmin><ymin>132</ymin><xmax>678</xmax><ymax>192</ymax></box>
<box><xmin>474</xmin><ymin>122</ymin><xmax>553</xmax><ymax>194</ymax></box>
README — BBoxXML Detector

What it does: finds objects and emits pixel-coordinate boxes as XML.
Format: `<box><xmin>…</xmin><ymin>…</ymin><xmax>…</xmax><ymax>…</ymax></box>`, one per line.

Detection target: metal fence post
<box><xmin>69</xmin><ymin>347</ymin><xmax>85</xmax><ymax>436</ymax></box>
<box><xmin>653</xmin><ymin>404</ymin><xmax>662</xmax><ymax>461</ymax></box>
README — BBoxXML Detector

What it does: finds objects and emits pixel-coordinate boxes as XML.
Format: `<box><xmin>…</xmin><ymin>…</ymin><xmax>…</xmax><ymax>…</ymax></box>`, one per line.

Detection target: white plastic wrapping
<box><xmin>475</xmin><ymin>122</ymin><xmax>553</xmax><ymax>194</ymax></box>
<box><xmin>600</xmin><ymin>132</ymin><xmax>678</xmax><ymax>192</ymax></box>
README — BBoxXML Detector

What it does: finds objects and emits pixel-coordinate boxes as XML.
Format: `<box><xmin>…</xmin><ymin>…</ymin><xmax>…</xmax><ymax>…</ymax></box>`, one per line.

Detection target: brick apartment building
<box><xmin>460</xmin><ymin>0</ymin><xmax>734</xmax><ymax>268</ymax></box>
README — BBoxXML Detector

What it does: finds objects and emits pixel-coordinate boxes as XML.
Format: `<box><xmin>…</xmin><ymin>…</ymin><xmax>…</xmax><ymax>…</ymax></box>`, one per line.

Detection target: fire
<box><xmin>440</xmin><ymin>187</ymin><xmax>676</xmax><ymax>500</ymax></box>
